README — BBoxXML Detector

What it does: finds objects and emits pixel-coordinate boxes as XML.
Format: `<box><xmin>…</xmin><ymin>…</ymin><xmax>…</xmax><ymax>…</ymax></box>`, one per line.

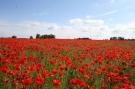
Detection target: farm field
<box><xmin>0</xmin><ymin>38</ymin><xmax>135</xmax><ymax>89</ymax></box>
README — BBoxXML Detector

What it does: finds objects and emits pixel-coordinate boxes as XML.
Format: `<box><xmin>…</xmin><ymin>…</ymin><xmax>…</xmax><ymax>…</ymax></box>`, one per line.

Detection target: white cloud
<box><xmin>69</xmin><ymin>18</ymin><xmax>110</xmax><ymax>39</ymax></box>
<box><xmin>100</xmin><ymin>10</ymin><xmax>118</xmax><ymax>17</ymax></box>
<box><xmin>70</xmin><ymin>18</ymin><xmax>104</xmax><ymax>26</ymax></box>
<box><xmin>0</xmin><ymin>18</ymin><xmax>135</xmax><ymax>39</ymax></box>
<box><xmin>86</xmin><ymin>15</ymin><xmax>95</xmax><ymax>19</ymax></box>
<box><xmin>110</xmin><ymin>0</ymin><xmax>115</xmax><ymax>3</ymax></box>
<box><xmin>85</xmin><ymin>10</ymin><xmax>118</xmax><ymax>20</ymax></box>
<box><xmin>111</xmin><ymin>23</ymin><xmax>135</xmax><ymax>38</ymax></box>
<box><xmin>33</xmin><ymin>12</ymin><xmax>48</xmax><ymax>16</ymax></box>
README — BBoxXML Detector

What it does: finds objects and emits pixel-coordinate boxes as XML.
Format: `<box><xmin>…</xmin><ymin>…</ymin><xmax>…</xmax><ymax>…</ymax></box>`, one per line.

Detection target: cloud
<box><xmin>85</xmin><ymin>10</ymin><xmax>118</xmax><ymax>19</ymax></box>
<box><xmin>111</xmin><ymin>23</ymin><xmax>135</xmax><ymax>38</ymax></box>
<box><xmin>86</xmin><ymin>15</ymin><xmax>95</xmax><ymax>19</ymax></box>
<box><xmin>69</xmin><ymin>18</ymin><xmax>104</xmax><ymax>26</ymax></box>
<box><xmin>69</xmin><ymin>18</ymin><xmax>110</xmax><ymax>39</ymax></box>
<box><xmin>0</xmin><ymin>21</ymin><xmax>78</xmax><ymax>39</ymax></box>
<box><xmin>69</xmin><ymin>18</ymin><xmax>135</xmax><ymax>39</ymax></box>
<box><xmin>33</xmin><ymin>12</ymin><xmax>48</xmax><ymax>16</ymax></box>
<box><xmin>110</xmin><ymin>0</ymin><xmax>115</xmax><ymax>3</ymax></box>
<box><xmin>0</xmin><ymin>18</ymin><xmax>135</xmax><ymax>39</ymax></box>
<box><xmin>100</xmin><ymin>10</ymin><xmax>118</xmax><ymax>17</ymax></box>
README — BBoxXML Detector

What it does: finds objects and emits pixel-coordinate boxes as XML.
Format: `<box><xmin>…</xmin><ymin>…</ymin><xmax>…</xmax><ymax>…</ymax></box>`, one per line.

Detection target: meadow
<box><xmin>0</xmin><ymin>38</ymin><xmax>135</xmax><ymax>89</ymax></box>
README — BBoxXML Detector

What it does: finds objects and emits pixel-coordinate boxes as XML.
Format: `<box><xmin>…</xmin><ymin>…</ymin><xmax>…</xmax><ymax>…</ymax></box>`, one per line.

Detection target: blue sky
<box><xmin>0</xmin><ymin>0</ymin><xmax>135</xmax><ymax>39</ymax></box>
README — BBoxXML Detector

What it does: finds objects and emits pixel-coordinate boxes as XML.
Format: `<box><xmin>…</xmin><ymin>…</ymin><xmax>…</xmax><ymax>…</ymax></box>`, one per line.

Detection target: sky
<box><xmin>0</xmin><ymin>0</ymin><xmax>135</xmax><ymax>39</ymax></box>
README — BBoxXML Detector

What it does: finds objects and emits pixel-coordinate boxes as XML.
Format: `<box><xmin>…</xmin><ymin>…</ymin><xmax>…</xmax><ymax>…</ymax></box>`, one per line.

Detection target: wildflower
<box><xmin>36</xmin><ymin>75</ymin><xmax>45</xmax><ymax>86</ymax></box>
<box><xmin>22</xmin><ymin>77</ymin><xmax>33</xmax><ymax>86</ymax></box>
<box><xmin>53</xmin><ymin>79</ymin><xmax>61</xmax><ymax>87</ymax></box>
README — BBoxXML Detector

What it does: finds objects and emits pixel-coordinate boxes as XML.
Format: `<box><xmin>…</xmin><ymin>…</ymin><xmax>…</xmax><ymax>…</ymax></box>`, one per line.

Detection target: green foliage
<box><xmin>36</xmin><ymin>34</ymin><xmax>40</xmax><ymax>39</ymax></box>
<box><xmin>110</xmin><ymin>37</ymin><xmax>125</xmax><ymax>40</ymax></box>
<box><xmin>30</xmin><ymin>36</ymin><xmax>33</xmax><ymax>39</ymax></box>
<box><xmin>36</xmin><ymin>34</ymin><xmax>55</xmax><ymax>39</ymax></box>
<box><xmin>11</xmin><ymin>35</ymin><xmax>17</xmax><ymax>38</ymax></box>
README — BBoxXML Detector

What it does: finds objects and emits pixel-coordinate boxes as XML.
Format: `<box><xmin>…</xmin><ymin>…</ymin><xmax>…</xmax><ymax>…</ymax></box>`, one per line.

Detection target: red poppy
<box><xmin>53</xmin><ymin>79</ymin><xmax>61</xmax><ymax>87</ymax></box>
<box><xmin>22</xmin><ymin>77</ymin><xmax>33</xmax><ymax>86</ymax></box>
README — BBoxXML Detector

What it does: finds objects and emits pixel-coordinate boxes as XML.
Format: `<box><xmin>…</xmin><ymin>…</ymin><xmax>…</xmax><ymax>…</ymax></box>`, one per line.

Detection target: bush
<box><xmin>36</xmin><ymin>34</ymin><xmax>55</xmax><ymax>39</ymax></box>
<box><xmin>110</xmin><ymin>37</ymin><xmax>124</xmax><ymax>40</ymax></box>
<box><xmin>36</xmin><ymin>34</ymin><xmax>40</xmax><ymax>39</ymax></box>
<box><xmin>12</xmin><ymin>35</ymin><xmax>17</xmax><ymax>38</ymax></box>
<box><xmin>30</xmin><ymin>36</ymin><xmax>33</xmax><ymax>39</ymax></box>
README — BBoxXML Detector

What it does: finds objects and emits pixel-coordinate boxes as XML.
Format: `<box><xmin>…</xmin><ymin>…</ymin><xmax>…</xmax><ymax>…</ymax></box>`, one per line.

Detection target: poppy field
<box><xmin>0</xmin><ymin>38</ymin><xmax>135</xmax><ymax>89</ymax></box>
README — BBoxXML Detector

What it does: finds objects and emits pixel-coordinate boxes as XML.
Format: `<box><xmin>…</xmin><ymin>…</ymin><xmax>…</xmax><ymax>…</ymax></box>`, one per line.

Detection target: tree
<box><xmin>118</xmin><ymin>37</ymin><xmax>124</xmax><ymax>40</ymax></box>
<box><xmin>39</xmin><ymin>34</ymin><xmax>55</xmax><ymax>39</ymax></box>
<box><xmin>76</xmin><ymin>37</ymin><xmax>91</xmax><ymax>40</ymax></box>
<box><xmin>12</xmin><ymin>35</ymin><xmax>17</xmax><ymax>38</ymax></box>
<box><xmin>36</xmin><ymin>34</ymin><xmax>40</xmax><ymax>39</ymax></box>
<box><xmin>110</xmin><ymin>37</ymin><xmax>125</xmax><ymax>40</ymax></box>
<box><xmin>110</xmin><ymin>37</ymin><xmax>117</xmax><ymax>40</ymax></box>
<box><xmin>35</xmin><ymin>34</ymin><xmax>55</xmax><ymax>39</ymax></box>
<box><xmin>30</xmin><ymin>36</ymin><xmax>33</xmax><ymax>39</ymax></box>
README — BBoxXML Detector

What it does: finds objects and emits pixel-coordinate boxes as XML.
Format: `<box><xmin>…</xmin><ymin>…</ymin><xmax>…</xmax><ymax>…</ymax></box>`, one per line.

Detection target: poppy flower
<box><xmin>53</xmin><ymin>79</ymin><xmax>61</xmax><ymax>87</ymax></box>
<box><xmin>22</xmin><ymin>77</ymin><xmax>33</xmax><ymax>86</ymax></box>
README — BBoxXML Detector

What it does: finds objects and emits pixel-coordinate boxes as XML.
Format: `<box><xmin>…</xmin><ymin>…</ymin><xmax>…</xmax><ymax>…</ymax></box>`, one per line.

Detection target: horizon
<box><xmin>0</xmin><ymin>0</ymin><xmax>135</xmax><ymax>39</ymax></box>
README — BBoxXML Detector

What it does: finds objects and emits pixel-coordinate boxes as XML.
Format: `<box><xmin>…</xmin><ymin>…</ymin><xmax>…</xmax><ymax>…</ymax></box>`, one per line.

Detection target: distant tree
<box><xmin>110</xmin><ymin>37</ymin><xmax>117</xmax><ymax>40</ymax></box>
<box><xmin>12</xmin><ymin>35</ymin><xmax>17</xmax><ymax>38</ymax></box>
<box><xmin>76</xmin><ymin>37</ymin><xmax>91</xmax><ymax>40</ymax></box>
<box><xmin>36</xmin><ymin>34</ymin><xmax>40</xmax><ymax>39</ymax></box>
<box><xmin>110</xmin><ymin>37</ymin><xmax>125</xmax><ymax>40</ymax></box>
<box><xmin>126</xmin><ymin>38</ymin><xmax>135</xmax><ymax>41</ymax></box>
<box><xmin>118</xmin><ymin>37</ymin><xmax>124</xmax><ymax>40</ymax></box>
<box><xmin>49</xmin><ymin>34</ymin><xmax>55</xmax><ymax>38</ymax></box>
<box><xmin>30</xmin><ymin>36</ymin><xmax>33</xmax><ymax>39</ymax></box>
<box><xmin>36</xmin><ymin>34</ymin><xmax>55</xmax><ymax>39</ymax></box>
<box><xmin>131</xmin><ymin>39</ymin><xmax>135</xmax><ymax>40</ymax></box>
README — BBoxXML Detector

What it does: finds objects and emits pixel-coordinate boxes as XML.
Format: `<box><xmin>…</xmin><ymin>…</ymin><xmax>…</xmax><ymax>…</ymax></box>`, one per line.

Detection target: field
<box><xmin>0</xmin><ymin>38</ymin><xmax>135</xmax><ymax>89</ymax></box>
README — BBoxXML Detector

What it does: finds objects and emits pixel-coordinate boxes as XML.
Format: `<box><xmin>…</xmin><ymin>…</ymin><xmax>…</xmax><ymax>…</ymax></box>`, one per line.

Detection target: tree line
<box><xmin>35</xmin><ymin>34</ymin><xmax>55</xmax><ymax>39</ymax></box>
<box><xmin>11</xmin><ymin>34</ymin><xmax>55</xmax><ymax>39</ymax></box>
<box><xmin>110</xmin><ymin>37</ymin><xmax>135</xmax><ymax>40</ymax></box>
<box><xmin>10</xmin><ymin>35</ymin><xmax>135</xmax><ymax>40</ymax></box>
